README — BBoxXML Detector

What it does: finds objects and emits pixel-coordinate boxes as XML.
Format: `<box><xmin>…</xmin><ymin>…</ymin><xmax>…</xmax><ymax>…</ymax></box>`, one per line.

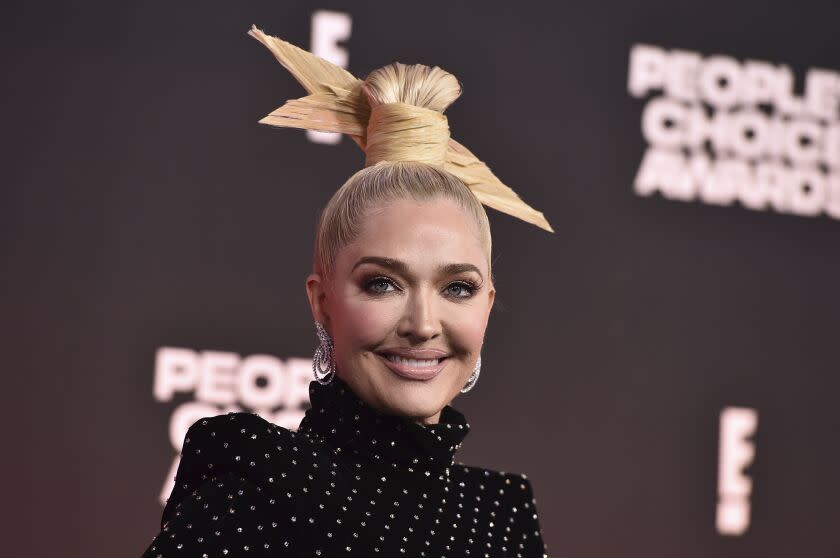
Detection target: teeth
<box><xmin>385</xmin><ymin>355</ymin><xmax>441</xmax><ymax>367</ymax></box>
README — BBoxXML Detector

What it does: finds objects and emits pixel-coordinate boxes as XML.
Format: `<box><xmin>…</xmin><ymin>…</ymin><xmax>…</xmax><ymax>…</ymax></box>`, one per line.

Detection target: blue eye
<box><xmin>444</xmin><ymin>281</ymin><xmax>475</xmax><ymax>298</ymax></box>
<box><xmin>365</xmin><ymin>277</ymin><xmax>398</xmax><ymax>294</ymax></box>
<box><xmin>363</xmin><ymin>276</ymin><xmax>477</xmax><ymax>298</ymax></box>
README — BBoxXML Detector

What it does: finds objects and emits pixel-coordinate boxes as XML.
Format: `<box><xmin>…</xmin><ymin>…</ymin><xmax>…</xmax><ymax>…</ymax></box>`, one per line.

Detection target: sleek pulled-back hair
<box><xmin>313</xmin><ymin>161</ymin><xmax>492</xmax><ymax>279</ymax></box>
<box><xmin>312</xmin><ymin>62</ymin><xmax>493</xmax><ymax>280</ymax></box>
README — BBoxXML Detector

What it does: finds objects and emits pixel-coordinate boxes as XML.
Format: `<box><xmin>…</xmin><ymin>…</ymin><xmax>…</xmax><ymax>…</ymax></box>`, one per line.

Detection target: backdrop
<box><xmin>4</xmin><ymin>1</ymin><xmax>839</xmax><ymax>557</ymax></box>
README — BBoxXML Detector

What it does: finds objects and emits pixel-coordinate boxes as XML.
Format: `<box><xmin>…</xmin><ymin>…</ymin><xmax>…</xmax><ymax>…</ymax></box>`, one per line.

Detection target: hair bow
<box><xmin>247</xmin><ymin>25</ymin><xmax>553</xmax><ymax>233</ymax></box>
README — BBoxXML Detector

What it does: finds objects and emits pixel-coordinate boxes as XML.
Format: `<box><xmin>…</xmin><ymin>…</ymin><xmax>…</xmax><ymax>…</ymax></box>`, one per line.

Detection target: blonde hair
<box><xmin>248</xmin><ymin>26</ymin><xmax>553</xmax><ymax>233</ymax></box>
<box><xmin>313</xmin><ymin>63</ymin><xmax>492</xmax><ymax>280</ymax></box>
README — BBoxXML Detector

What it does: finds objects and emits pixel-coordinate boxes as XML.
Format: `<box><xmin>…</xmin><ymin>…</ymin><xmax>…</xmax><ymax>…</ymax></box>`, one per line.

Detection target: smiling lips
<box><xmin>375</xmin><ymin>348</ymin><xmax>450</xmax><ymax>381</ymax></box>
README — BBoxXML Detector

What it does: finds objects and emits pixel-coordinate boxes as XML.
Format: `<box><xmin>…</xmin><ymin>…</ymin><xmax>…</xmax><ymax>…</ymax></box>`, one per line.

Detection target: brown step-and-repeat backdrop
<box><xmin>4</xmin><ymin>1</ymin><xmax>839</xmax><ymax>556</ymax></box>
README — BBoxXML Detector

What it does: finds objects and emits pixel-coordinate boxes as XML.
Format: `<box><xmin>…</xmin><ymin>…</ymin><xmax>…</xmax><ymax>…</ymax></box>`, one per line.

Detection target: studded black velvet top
<box><xmin>140</xmin><ymin>376</ymin><xmax>548</xmax><ymax>557</ymax></box>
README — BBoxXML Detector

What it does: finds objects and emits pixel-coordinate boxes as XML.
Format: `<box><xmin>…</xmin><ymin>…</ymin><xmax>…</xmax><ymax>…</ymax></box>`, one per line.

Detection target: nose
<box><xmin>397</xmin><ymin>286</ymin><xmax>441</xmax><ymax>342</ymax></box>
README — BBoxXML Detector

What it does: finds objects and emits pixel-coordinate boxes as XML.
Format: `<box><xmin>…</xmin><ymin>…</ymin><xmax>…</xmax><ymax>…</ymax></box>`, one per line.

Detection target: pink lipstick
<box><xmin>375</xmin><ymin>348</ymin><xmax>450</xmax><ymax>381</ymax></box>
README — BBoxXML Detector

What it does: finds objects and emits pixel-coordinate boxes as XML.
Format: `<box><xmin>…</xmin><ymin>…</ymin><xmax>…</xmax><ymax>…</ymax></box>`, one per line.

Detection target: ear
<box><xmin>305</xmin><ymin>272</ymin><xmax>331</xmax><ymax>326</ymax></box>
<box><xmin>485</xmin><ymin>282</ymin><xmax>496</xmax><ymax>319</ymax></box>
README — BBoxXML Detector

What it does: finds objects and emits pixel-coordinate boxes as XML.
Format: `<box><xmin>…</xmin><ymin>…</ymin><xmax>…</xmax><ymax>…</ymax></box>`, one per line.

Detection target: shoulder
<box><xmin>183</xmin><ymin>411</ymin><xmax>289</xmax><ymax>448</ymax></box>
<box><xmin>161</xmin><ymin>412</ymin><xmax>316</xmax><ymax>528</ymax></box>
<box><xmin>453</xmin><ymin>464</ymin><xmax>548</xmax><ymax>556</ymax></box>
<box><xmin>173</xmin><ymin>411</ymin><xmax>300</xmax><ymax>487</ymax></box>
<box><xmin>142</xmin><ymin>471</ymin><xmax>296</xmax><ymax>557</ymax></box>
<box><xmin>181</xmin><ymin>410</ymin><xmax>315</xmax><ymax>468</ymax></box>
<box><xmin>453</xmin><ymin>463</ymin><xmax>540</xmax><ymax>506</ymax></box>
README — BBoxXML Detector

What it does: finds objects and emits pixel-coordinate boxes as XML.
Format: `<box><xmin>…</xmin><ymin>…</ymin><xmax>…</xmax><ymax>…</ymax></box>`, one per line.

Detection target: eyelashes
<box><xmin>361</xmin><ymin>275</ymin><xmax>481</xmax><ymax>300</ymax></box>
<box><xmin>442</xmin><ymin>280</ymin><xmax>479</xmax><ymax>299</ymax></box>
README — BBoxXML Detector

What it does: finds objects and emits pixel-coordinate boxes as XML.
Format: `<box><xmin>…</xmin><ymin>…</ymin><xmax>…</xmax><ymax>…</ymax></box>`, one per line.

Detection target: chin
<box><xmin>377</xmin><ymin>379</ymin><xmax>450</xmax><ymax>421</ymax></box>
<box><xmin>338</xmin><ymin>353</ymin><xmax>465</xmax><ymax>421</ymax></box>
<box><xmin>362</xmin><ymin>367</ymin><xmax>458</xmax><ymax>421</ymax></box>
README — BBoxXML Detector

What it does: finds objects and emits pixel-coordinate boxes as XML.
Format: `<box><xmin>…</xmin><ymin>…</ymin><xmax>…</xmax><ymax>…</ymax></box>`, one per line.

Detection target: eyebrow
<box><xmin>351</xmin><ymin>256</ymin><xmax>484</xmax><ymax>280</ymax></box>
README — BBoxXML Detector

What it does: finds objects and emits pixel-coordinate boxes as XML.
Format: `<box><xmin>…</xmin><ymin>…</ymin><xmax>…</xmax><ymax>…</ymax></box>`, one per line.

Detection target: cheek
<box><xmin>443</xmin><ymin>303</ymin><xmax>490</xmax><ymax>355</ymax></box>
<box><xmin>334</xmin><ymin>296</ymin><xmax>403</xmax><ymax>349</ymax></box>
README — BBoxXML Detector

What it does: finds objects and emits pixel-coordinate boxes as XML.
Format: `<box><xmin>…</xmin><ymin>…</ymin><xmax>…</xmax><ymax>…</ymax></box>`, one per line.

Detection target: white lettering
<box><xmin>716</xmin><ymin>407</ymin><xmax>758</xmax><ymax>536</ymax></box>
<box><xmin>308</xmin><ymin>10</ymin><xmax>353</xmax><ymax>145</ymax></box>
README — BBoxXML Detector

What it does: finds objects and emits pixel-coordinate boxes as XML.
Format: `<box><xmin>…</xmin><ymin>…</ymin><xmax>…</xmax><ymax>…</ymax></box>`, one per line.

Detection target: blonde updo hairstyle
<box><xmin>313</xmin><ymin>63</ymin><xmax>493</xmax><ymax>282</ymax></box>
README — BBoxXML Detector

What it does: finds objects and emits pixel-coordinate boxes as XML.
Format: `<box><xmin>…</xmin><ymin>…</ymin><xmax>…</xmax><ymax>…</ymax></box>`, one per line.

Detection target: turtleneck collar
<box><xmin>297</xmin><ymin>375</ymin><xmax>470</xmax><ymax>473</ymax></box>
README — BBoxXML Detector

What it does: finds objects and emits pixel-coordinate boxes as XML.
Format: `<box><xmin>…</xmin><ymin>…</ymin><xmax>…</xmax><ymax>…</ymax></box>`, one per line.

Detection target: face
<box><xmin>306</xmin><ymin>197</ymin><xmax>495</xmax><ymax>425</ymax></box>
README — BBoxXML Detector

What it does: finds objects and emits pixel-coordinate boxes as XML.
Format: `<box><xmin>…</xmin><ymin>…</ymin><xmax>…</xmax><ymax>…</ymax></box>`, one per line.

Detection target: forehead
<box><xmin>337</xmin><ymin>197</ymin><xmax>487</xmax><ymax>273</ymax></box>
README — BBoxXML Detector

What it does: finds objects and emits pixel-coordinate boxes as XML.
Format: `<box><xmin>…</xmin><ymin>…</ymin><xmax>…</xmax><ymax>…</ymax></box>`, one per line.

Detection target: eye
<box><xmin>443</xmin><ymin>281</ymin><xmax>477</xmax><ymax>299</ymax></box>
<box><xmin>364</xmin><ymin>276</ymin><xmax>399</xmax><ymax>295</ymax></box>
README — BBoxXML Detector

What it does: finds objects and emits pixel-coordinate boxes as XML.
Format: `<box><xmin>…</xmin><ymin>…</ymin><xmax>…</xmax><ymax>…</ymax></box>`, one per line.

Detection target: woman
<box><xmin>141</xmin><ymin>25</ymin><xmax>552</xmax><ymax>558</ymax></box>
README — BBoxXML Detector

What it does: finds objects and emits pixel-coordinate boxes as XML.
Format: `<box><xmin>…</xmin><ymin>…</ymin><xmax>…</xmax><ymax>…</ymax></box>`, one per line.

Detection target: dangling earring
<box><xmin>461</xmin><ymin>355</ymin><xmax>481</xmax><ymax>393</ymax></box>
<box><xmin>312</xmin><ymin>321</ymin><xmax>336</xmax><ymax>385</ymax></box>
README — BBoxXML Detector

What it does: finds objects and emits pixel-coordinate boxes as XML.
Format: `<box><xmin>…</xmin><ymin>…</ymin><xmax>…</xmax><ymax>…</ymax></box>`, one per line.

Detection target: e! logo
<box><xmin>308</xmin><ymin>10</ymin><xmax>353</xmax><ymax>145</ymax></box>
<box><xmin>716</xmin><ymin>406</ymin><xmax>758</xmax><ymax>536</ymax></box>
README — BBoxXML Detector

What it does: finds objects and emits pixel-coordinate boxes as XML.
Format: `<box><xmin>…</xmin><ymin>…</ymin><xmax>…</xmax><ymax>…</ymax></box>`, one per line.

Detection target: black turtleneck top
<box><xmin>140</xmin><ymin>376</ymin><xmax>548</xmax><ymax>557</ymax></box>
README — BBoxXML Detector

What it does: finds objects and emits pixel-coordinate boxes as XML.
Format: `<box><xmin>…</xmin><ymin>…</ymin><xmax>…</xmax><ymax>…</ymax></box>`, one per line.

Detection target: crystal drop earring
<box><xmin>312</xmin><ymin>321</ymin><xmax>336</xmax><ymax>385</ymax></box>
<box><xmin>460</xmin><ymin>355</ymin><xmax>481</xmax><ymax>393</ymax></box>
